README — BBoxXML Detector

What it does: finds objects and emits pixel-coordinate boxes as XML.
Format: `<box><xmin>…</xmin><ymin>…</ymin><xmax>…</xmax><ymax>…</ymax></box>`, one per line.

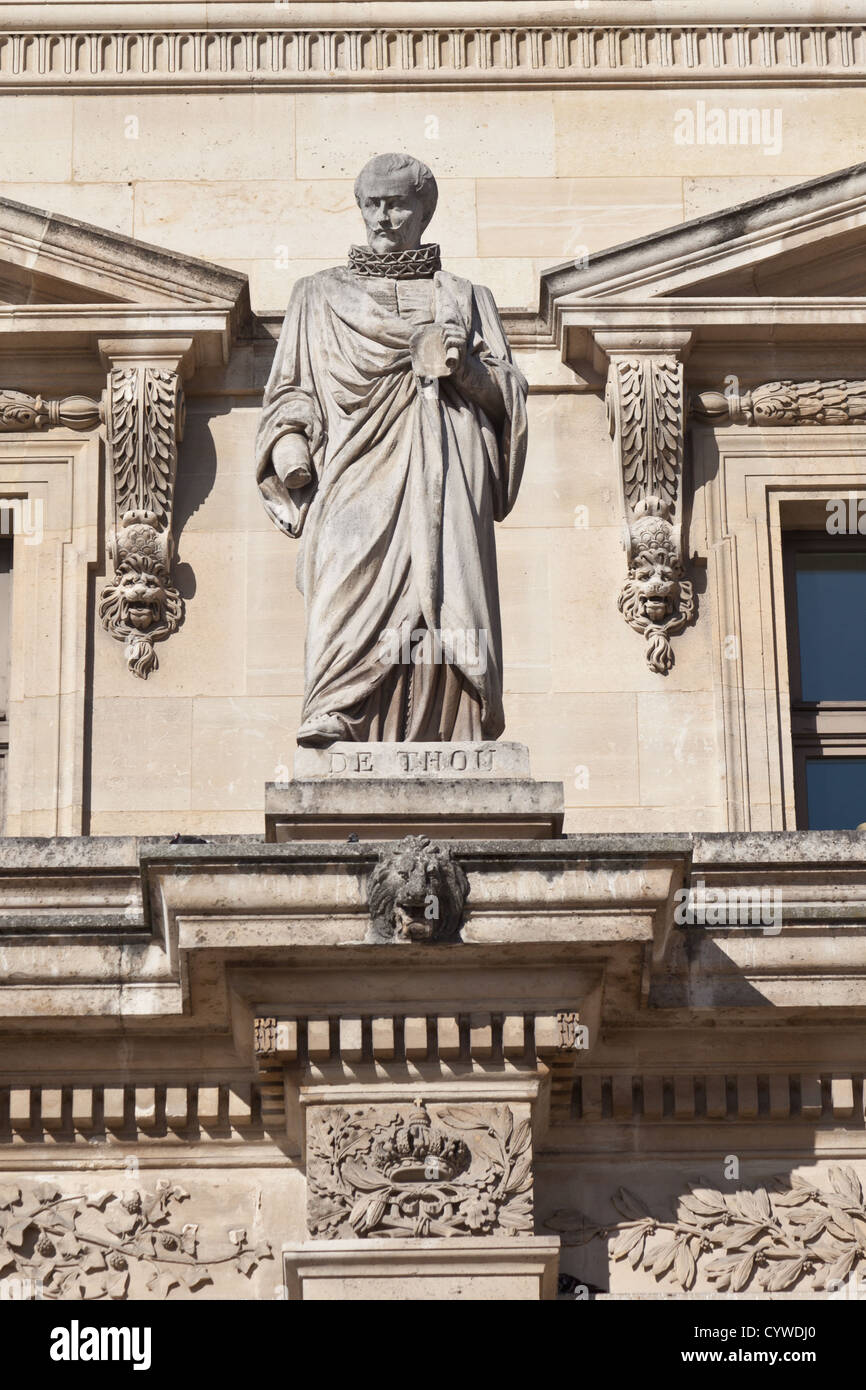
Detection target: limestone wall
<box><xmin>2</xmin><ymin>2</ymin><xmax>864</xmax><ymax>834</ymax></box>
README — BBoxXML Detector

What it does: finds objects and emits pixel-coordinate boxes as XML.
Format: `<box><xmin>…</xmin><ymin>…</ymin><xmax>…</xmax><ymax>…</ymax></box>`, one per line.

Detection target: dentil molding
<box><xmin>1</xmin><ymin>19</ymin><xmax>864</xmax><ymax>91</ymax></box>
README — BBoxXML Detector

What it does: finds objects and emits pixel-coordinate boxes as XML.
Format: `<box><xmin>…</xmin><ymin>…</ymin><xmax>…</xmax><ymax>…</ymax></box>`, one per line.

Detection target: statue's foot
<box><xmin>296</xmin><ymin>714</ymin><xmax>348</xmax><ymax>747</ymax></box>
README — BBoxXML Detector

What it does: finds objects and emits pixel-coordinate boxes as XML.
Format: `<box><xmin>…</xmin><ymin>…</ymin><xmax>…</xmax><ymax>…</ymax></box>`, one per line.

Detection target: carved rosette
<box><xmin>99</xmin><ymin>366</ymin><xmax>185</xmax><ymax>678</ymax></box>
<box><xmin>306</xmin><ymin>1101</ymin><xmax>534</xmax><ymax>1240</ymax></box>
<box><xmin>606</xmin><ymin>353</ymin><xmax>695</xmax><ymax>674</ymax></box>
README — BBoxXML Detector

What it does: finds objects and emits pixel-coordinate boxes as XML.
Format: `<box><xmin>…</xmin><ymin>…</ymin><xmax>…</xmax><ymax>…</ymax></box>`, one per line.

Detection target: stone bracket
<box><xmin>97</xmin><ymin>339</ymin><xmax>192</xmax><ymax>678</ymax></box>
<box><xmin>596</xmin><ymin>331</ymin><xmax>696</xmax><ymax>674</ymax></box>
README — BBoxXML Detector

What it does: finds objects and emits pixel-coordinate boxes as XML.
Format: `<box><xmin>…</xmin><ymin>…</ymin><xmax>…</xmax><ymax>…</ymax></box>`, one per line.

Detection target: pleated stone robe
<box><xmin>255</xmin><ymin>260</ymin><xmax>528</xmax><ymax>744</ymax></box>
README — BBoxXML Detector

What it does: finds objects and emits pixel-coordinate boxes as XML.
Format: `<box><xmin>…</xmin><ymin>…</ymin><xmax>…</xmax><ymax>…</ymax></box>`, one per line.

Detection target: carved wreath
<box><xmin>307</xmin><ymin>1104</ymin><xmax>534</xmax><ymax>1240</ymax></box>
<box><xmin>0</xmin><ymin>1180</ymin><xmax>272</xmax><ymax>1300</ymax></box>
<box><xmin>549</xmin><ymin>1166</ymin><xmax>866</xmax><ymax>1294</ymax></box>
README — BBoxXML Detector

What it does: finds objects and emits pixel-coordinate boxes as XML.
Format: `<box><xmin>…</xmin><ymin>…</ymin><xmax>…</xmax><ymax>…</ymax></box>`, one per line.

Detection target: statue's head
<box><xmin>354</xmin><ymin>153</ymin><xmax>438</xmax><ymax>254</ymax></box>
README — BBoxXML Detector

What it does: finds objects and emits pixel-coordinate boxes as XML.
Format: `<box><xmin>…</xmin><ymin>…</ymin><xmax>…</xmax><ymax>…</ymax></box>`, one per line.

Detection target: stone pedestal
<box><xmin>265</xmin><ymin>741</ymin><xmax>563</xmax><ymax>841</ymax></box>
<box><xmin>282</xmin><ymin>1237</ymin><xmax>561</xmax><ymax>1301</ymax></box>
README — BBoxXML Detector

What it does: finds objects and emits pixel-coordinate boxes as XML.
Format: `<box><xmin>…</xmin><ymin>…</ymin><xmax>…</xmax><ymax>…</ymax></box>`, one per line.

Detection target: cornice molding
<box><xmin>1</xmin><ymin>21</ymin><xmax>865</xmax><ymax>91</ymax></box>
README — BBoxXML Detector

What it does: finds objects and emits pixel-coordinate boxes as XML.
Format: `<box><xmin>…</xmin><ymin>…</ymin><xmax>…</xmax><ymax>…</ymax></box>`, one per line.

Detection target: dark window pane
<box><xmin>795</xmin><ymin>552</ymin><xmax>866</xmax><ymax>700</ymax></box>
<box><xmin>805</xmin><ymin>758</ymin><xmax>866</xmax><ymax>829</ymax></box>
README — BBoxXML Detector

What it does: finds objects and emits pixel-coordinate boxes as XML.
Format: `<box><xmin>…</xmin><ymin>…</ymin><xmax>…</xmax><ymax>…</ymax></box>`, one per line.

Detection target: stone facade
<box><xmin>1</xmin><ymin>0</ymin><xmax>866</xmax><ymax>1302</ymax></box>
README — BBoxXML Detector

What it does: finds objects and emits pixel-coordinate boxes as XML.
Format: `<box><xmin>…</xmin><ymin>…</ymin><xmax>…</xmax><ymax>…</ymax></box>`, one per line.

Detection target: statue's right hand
<box><xmin>272</xmin><ymin>432</ymin><xmax>313</xmax><ymax>489</ymax></box>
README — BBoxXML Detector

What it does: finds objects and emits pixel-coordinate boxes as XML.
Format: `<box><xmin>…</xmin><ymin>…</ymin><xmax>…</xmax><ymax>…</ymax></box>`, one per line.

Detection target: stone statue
<box><xmin>255</xmin><ymin>152</ymin><xmax>528</xmax><ymax>747</ymax></box>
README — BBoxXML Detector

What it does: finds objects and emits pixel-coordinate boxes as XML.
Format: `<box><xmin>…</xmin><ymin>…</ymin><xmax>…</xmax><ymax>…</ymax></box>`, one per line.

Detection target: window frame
<box><xmin>782</xmin><ymin>530</ymin><xmax>866</xmax><ymax>828</ymax></box>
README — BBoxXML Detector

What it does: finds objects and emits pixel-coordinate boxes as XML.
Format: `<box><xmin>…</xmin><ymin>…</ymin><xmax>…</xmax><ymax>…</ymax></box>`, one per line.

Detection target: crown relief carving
<box><xmin>306</xmin><ymin>1101</ymin><xmax>534</xmax><ymax>1241</ymax></box>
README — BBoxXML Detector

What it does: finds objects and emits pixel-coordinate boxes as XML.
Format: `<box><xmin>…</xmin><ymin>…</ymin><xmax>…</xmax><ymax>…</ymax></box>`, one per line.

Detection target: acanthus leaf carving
<box><xmin>306</xmin><ymin>1101</ymin><xmax>534</xmax><ymax>1240</ymax></box>
<box><xmin>99</xmin><ymin>365</ymin><xmax>185</xmax><ymax>678</ymax></box>
<box><xmin>607</xmin><ymin>350</ymin><xmax>695</xmax><ymax>675</ymax></box>
<box><xmin>547</xmin><ymin>1166</ymin><xmax>866</xmax><ymax>1295</ymax></box>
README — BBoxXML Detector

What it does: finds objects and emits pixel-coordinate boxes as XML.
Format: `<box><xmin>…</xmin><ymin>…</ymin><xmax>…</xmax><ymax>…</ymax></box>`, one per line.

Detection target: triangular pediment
<box><xmin>0</xmin><ymin>196</ymin><xmax>249</xmax><ymax>311</ymax></box>
<box><xmin>0</xmin><ymin>197</ymin><xmax>250</xmax><ymax>369</ymax></box>
<box><xmin>541</xmin><ymin>162</ymin><xmax>866</xmax><ymax>308</ymax></box>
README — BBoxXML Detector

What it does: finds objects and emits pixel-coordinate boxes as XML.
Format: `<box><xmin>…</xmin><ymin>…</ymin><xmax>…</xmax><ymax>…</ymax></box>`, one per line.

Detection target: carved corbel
<box><xmin>600</xmin><ymin>333</ymin><xmax>695</xmax><ymax>674</ymax></box>
<box><xmin>693</xmin><ymin>378</ymin><xmax>866</xmax><ymax>427</ymax></box>
<box><xmin>97</xmin><ymin>342</ymin><xmax>190</xmax><ymax>678</ymax></box>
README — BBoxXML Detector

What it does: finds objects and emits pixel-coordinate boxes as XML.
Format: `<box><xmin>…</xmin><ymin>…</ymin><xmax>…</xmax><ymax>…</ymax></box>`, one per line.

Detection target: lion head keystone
<box><xmin>366</xmin><ymin>835</ymin><xmax>469</xmax><ymax>944</ymax></box>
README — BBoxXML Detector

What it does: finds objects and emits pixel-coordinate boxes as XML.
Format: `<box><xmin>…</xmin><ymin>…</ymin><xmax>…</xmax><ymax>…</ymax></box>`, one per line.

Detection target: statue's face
<box><xmin>357</xmin><ymin>167</ymin><xmax>427</xmax><ymax>254</ymax></box>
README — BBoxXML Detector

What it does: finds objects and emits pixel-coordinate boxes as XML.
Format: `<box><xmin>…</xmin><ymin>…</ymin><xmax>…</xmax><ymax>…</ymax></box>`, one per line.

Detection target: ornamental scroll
<box><xmin>693</xmin><ymin>379</ymin><xmax>866</xmax><ymax>427</ymax></box>
<box><xmin>98</xmin><ymin>367</ymin><xmax>185</xmax><ymax>678</ymax></box>
<box><xmin>606</xmin><ymin>350</ymin><xmax>695</xmax><ymax>674</ymax></box>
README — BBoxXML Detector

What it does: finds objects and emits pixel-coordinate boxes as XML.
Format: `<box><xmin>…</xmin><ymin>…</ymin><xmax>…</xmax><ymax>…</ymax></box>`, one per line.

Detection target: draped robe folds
<box><xmin>255</xmin><ymin>265</ymin><xmax>528</xmax><ymax>742</ymax></box>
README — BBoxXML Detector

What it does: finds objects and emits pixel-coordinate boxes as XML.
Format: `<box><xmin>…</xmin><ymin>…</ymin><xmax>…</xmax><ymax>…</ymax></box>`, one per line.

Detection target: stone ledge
<box><xmin>265</xmin><ymin>774</ymin><xmax>565</xmax><ymax>842</ymax></box>
<box><xmin>282</xmin><ymin>1235</ymin><xmax>561</xmax><ymax>1301</ymax></box>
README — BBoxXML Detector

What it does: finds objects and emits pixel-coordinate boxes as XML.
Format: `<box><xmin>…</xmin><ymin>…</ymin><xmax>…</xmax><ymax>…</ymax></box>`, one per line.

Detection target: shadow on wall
<box><xmin>171</xmin><ymin>403</ymin><xmax>226</xmax><ymax>601</ymax></box>
<box><xmin>544</xmin><ymin>1150</ymin><xmax>865</xmax><ymax>1299</ymax></box>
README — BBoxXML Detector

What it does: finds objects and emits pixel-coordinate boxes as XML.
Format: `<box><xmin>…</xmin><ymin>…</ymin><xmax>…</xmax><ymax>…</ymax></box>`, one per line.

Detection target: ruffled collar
<box><xmin>348</xmin><ymin>242</ymin><xmax>441</xmax><ymax>279</ymax></box>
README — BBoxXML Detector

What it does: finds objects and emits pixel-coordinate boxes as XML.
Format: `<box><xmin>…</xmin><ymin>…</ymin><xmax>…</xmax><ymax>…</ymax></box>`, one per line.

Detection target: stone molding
<box><xmin>610</xmin><ymin>368</ymin><xmax>866</xmax><ymax>677</ymax></box>
<box><xmin>0</xmin><ymin>355</ymin><xmax>188</xmax><ymax>680</ymax></box>
<box><xmin>282</xmin><ymin>1234</ymin><xmax>560</xmax><ymax>1301</ymax></box>
<box><xmin>1</xmin><ymin>22</ymin><xmax>864</xmax><ymax>90</ymax></box>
